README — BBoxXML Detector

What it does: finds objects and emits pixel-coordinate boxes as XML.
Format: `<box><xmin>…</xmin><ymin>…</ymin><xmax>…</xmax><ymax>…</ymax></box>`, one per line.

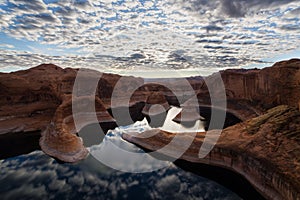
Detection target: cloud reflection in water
<box><xmin>0</xmin><ymin>134</ymin><xmax>241</xmax><ymax>200</ymax></box>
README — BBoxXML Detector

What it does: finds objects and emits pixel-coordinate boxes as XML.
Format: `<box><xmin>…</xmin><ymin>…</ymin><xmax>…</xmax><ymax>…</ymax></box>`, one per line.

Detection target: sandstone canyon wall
<box><xmin>0</xmin><ymin>59</ymin><xmax>299</xmax><ymax>199</ymax></box>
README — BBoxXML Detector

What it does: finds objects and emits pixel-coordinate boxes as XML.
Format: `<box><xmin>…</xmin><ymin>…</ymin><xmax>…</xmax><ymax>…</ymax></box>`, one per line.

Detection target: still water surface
<box><xmin>0</xmin><ymin>107</ymin><xmax>241</xmax><ymax>200</ymax></box>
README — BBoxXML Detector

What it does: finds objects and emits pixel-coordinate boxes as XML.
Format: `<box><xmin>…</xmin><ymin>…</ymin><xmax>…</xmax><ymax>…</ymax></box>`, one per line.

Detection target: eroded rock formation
<box><xmin>218</xmin><ymin>58</ymin><xmax>300</xmax><ymax>120</ymax></box>
<box><xmin>39</xmin><ymin>96</ymin><xmax>115</xmax><ymax>162</ymax></box>
<box><xmin>0</xmin><ymin>59</ymin><xmax>299</xmax><ymax>199</ymax></box>
<box><xmin>173</xmin><ymin>98</ymin><xmax>203</xmax><ymax>124</ymax></box>
<box><xmin>142</xmin><ymin>91</ymin><xmax>170</xmax><ymax>116</ymax></box>
<box><xmin>0</xmin><ymin>64</ymin><xmax>137</xmax><ymax>161</ymax></box>
<box><xmin>123</xmin><ymin>105</ymin><xmax>300</xmax><ymax>200</ymax></box>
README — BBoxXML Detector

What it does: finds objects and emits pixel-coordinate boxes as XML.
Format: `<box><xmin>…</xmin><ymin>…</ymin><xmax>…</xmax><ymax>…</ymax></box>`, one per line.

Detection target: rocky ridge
<box><xmin>123</xmin><ymin>105</ymin><xmax>300</xmax><ymax>200</ymax></box>
<box><xmin>0</xmin><ymin>59</ymin><xmax>299</xmax><ymax>199</ymax></box>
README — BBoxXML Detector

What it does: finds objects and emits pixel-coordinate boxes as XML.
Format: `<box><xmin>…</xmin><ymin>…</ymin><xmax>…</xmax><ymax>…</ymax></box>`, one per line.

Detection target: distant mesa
<box><xmin>142</xmin><ymin>91</ymin><xmax>170</xmax><ymax>116</ymax></box>
<box><xmin>172</xmin><ymin>97</ymin><xmax>205</xmax><ymax>127</ymax></box>
<box><xmin>142</xmin><ymin>91</ymin><xmax>170</xmax><ymax>127</ymax></box>
<box><xmin>173</xmin><ymin>107</ymin><xmax>203</xmax><ymax>124</ymax></box>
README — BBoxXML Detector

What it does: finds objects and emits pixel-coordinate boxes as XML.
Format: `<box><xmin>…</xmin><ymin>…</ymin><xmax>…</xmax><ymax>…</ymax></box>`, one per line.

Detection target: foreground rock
<box><xmin>0</xmin><ymin>64</ymin><xmax>136</xmax><ymax>162</ymax></box>
<box><xmin>39</xmin><ymin>96</ymin><xmax>115</xmax><ymax>162</ymax></box>
<box><xmin>123</xmin><ymin>105</ymin><xmax>300</xmax><ymax>200</ymax></box>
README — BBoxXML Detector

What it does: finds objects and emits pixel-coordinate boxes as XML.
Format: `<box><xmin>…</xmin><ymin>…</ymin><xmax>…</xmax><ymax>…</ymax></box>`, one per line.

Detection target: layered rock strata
<box><xmin>39</xmin><ymin>96</ymin><xmax>114</xmax><ymax>162</ymax></box>
<box><xmin>0</xmin><ymin>59</ymin><xmax>300</xmax><ymax>169</ymax></box>
<box><xmin>0</xmin><ymin>59</ymin><xmax>300</xmax><ymax>199</ymax></box>
<box><xmin>142</xmin><ymin>91</ymin><xmax>170</xmax><ymax>116</ymax></box>
<box><xmin>123</xmin><ymin>105</ymin><xmax>300</xmax><ymax>200</ymax></box>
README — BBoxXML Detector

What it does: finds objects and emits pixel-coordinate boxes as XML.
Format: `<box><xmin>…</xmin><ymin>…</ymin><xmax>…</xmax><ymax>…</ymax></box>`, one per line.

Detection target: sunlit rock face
<box><xmin>0</xmin><ymin>58</ymin><xmax>299</xmax><ymax>167</ymax></box>
<box><xmin>218</xmin><ymin>59</ymin><xmax>300</xmax><ymax>120</ymax></box>
<box><xmin>39</xmin><ymin>96</ymin><xmax>115</xmax><ymax>163</ymax></box>
<box><xmin>0</xmin><ymin>64</ymin><xmax>120</xmax><ymax>162</ymax></box>
<box><xmin>123</xmin><ymin>105</ymin><xmax>300</xmax><ymax>200</ymax></box>
<box><xmin>0</xmin><ymin>64</ymin><xmax>63</xmax><ymax>134</ymax></box>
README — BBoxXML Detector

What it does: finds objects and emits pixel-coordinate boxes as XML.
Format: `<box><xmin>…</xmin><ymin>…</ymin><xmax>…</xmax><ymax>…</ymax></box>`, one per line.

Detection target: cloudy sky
<box><xmin>0</xmin><ymin>0</ymin><xmax>299</xmax><ymax>77</ymax></box>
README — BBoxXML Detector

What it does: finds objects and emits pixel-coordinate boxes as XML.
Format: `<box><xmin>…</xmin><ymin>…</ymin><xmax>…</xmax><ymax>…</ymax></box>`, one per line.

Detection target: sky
<box><xmin>0</xmin><ymin>0</ymin><xmax>299</xmax><ymax>77</ymax></box>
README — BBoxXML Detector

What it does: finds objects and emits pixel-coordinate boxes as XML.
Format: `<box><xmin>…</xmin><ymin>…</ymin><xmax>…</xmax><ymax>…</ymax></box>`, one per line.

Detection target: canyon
<box><xmin>0</xmin><ymin>59</ymin><xmax>299</xmax><ymax>199</ymax></box>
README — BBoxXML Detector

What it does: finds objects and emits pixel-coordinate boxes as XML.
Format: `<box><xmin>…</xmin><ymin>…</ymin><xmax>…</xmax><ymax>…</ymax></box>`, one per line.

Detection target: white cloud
<box><xmin>0</xmin><ymin>0</ymin><xmax>298</xmax><ymax>75</ymax></box>
<box><xmin>0</xmin><ymin>44</ymin><xmax>14</xmax><ymax>49</ymax></box>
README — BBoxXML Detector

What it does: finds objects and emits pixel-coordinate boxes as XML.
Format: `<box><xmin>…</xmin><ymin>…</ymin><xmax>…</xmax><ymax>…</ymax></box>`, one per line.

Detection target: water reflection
<box><xmin>88</xmin><ymin>106</ymin><xmax>204</xmax><ymax>172</ymax></box>
<box><xmin>0</xmin><ymin>107</ymin><xmax>240</xmax><ymax>199</ymax></box>
<box><xmin>0</xmin><ymin>151</ymin><xmax>241</xmax><ymax>200</ymax></box>
<box><xmin>160</xmin><ymin>106</ymin><xmax>205</xmax><ymax>133</ymax></box>
<box><xmin>88</xmin><ymin>118</ymin><xmax>170</xmax><ymax>173</ymax></box>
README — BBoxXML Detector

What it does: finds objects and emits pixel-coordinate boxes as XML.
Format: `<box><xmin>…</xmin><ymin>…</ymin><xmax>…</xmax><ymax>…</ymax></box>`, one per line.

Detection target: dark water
<box><xmin>0</xmin><ymin>110</ymin><xmax>243</xmax><ymax>200</ymax></box>
<box><xmin>0</xmin><ymin>151</ymin><xmax>241</xmax><ymax>200</ymax></box>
